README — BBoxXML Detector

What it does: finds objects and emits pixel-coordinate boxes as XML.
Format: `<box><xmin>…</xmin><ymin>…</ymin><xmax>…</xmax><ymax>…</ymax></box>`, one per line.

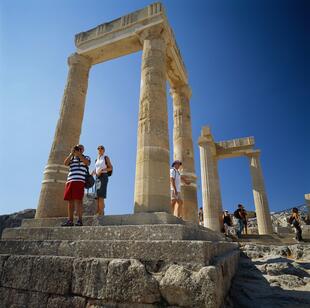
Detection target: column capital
<box><xmin>136</xmin><ymin>24</ymin><xmax>167</xmax><ymax>44</ymax></box>
<box><xmin>245</xmin><ymin>149</ymin><xmax>261</xmax><ymax>158</ymax></box>
<box><xmin>67</xmin><ymin>53</ymin><xmax>92</xmax><ymax>68</ymax></box>
<box><xmin>170</xmin><ymin>84</ymin><xmax>192</xmax><ymax>100</ymax></box>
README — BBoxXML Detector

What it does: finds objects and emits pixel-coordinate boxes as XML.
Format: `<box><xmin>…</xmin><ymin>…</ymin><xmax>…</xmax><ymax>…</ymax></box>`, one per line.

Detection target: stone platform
<box><xmin>0</xmin><ymin>213</ymin><xmax>240</xmax><ymax>307</ymax></box>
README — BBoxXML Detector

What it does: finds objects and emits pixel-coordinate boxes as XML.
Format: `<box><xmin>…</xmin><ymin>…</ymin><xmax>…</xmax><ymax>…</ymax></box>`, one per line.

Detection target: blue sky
<box><xmin>0</xmin><ymin>0</ymin><xmax>309</xmax><ymax>215</ymax></box>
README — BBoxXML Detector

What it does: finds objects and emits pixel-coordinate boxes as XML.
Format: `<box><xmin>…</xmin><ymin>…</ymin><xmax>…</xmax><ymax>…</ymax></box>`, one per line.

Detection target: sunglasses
<box><xmin>97</xmin><ymin>147</ymin><xmax>104</xmax><ymax>150</ymax></box>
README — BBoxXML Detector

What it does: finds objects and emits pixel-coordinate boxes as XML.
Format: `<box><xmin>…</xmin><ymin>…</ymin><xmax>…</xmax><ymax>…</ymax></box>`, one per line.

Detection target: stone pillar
<box><xmin>198</xmin><ymin>127</ymin><xmax>221</xmax><ymax>232</ymax></box>
<box><xmin>213</xmin><ymin>159</ymin><xmax>223</xmax><ymax>225</ymax></box>
<box><xmin>305</xmin><ymin>194</ymin><xmax>310</xmax><ymax>222</ymax></box>
<box><xmin>170</xmin><ymin>85</ymin><xmax>198</xmax><ymax>222</ymax></box>
<box><xmin>36</xmin><ymin>53</ymin><xmax>92</xmax><ymax>218</ymax></box>
<box><xmin>247</xmin><ymin>150</ymin><xmax>273</xmax><ymax>234</ymax></box>
<box><xmin>134</xmin><ymin>25</ymin><xmax>171</xmax><ymax>213</ymax></box>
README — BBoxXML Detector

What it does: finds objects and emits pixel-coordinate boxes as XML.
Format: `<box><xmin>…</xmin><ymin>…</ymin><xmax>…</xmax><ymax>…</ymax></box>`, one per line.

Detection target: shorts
<box><xmin>96</xmin><ymin>173</ymin><xmax>109</xmax><ymax>199</ymax></box>
<box><xmin>64</xmin><ymin>181</ymin><xmax>85</xmax><ymax>201</ymax></box>
<box><xmin>171</xmin><ymin>190</ymin><xmax>182</xmax><ymax>201</ymax></box>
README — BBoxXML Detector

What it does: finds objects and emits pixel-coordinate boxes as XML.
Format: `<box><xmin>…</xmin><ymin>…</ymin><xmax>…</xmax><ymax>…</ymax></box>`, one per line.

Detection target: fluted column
<box><xmin>134</xmin><ymin>25</ymin><xmax>171</xmax><ymax>213</ymax></box>
<box><xmin>305</xmin><ymin>194</ymin><xmax>310</xmax><ymax>222</ymax></box>
<box><xmin>198</xmin><ymin>127</ymin><xmax>221</xmax><ymax>232</ymax></box>
<box><xmin>247</xmin><ymin>150</ymin><xmax>273</xmax><ymax>234</ymax></box>
<box><xmin>36</xmin><ymin>53</ymin><xmax>92</xmax><ymax>218</ymax></box>
<box><xmin>170</xmin><ymin>85</ymin><xmax>198</xmax><ymax>222</ymax></box>
<box><xmin>213</xmin><ymin>159</ymin><xmax>223</xmax><ymax>225</ymax></box>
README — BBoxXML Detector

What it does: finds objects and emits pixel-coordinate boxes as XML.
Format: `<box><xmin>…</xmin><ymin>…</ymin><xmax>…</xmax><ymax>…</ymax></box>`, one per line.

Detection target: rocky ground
<box><xmin>226</xmin><ymin>242</ymin><xmax>310</xmax><ymax>308</ymax></box>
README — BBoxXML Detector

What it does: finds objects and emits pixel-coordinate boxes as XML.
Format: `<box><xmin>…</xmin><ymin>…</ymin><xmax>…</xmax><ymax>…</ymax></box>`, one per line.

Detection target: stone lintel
<box><xmin>74</xmin><ymin>2</ymin><xmax>187</xmax><ymax>85</ymax></box>
<box><xmin>215</xmin><ymin>136</ymin><xmax>255</xmax><ymax>159</ymax></box>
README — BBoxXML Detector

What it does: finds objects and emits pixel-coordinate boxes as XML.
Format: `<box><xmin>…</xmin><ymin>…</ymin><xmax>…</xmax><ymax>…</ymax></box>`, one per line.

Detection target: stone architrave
<box><xmin>134</xmin><ymin>25</ymin><xmax>171</xmax><ymax>213</ymax></box>
<box><xmin>247</xmin><ymin>150</ymin><xmax>273</xmax><ymax>234</ymax></box>
<box><xmin>170</xmin><ymin>85</ymin><xmax>198</xmax><ymax>222</ymax></box>
<box><xmin>198</xmin><ymin>127</ymin><xmax>221</xmax><ymax>232</ymax></box>
<box><xmin>36</xmin><ymin>53</ymin><xmax>92</xmax><ymax>218</ymax></box>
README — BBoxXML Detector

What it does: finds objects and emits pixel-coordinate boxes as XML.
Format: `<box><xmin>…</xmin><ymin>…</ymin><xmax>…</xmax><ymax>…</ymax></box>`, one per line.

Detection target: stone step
<box><xmin>0</xmin><ymin>239</ymin><xmax>238</xmax><ymax>265</ymax></box>
<box><xmin>2</xmin><ymin>224</ymin><xmax>224</xmax><ymax>242</ymax></box>
<box><xmin>21</xmin><ymin>212</ymin><xmax>185</xmax><ymax>228</ymax></box>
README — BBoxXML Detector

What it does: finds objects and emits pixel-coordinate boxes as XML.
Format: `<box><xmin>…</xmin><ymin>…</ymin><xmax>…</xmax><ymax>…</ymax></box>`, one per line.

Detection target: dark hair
<box><xmin>292</xmin><ymin>207</ymin><xmax>299</xmax><ymax>213</ymax></box>
<box><xmin>238</xmin><ymin>204</ymin><xmax>243</xmax><ymax>208</ymax></box>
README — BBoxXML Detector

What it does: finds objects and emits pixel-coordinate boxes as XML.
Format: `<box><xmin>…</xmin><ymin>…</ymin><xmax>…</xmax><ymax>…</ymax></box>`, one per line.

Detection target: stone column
<box><xmin>198</xmin><ymin>127</ymin><xmax>221</xmax><ymax>232</ymax></box>
<box><xmin>305</xmin><ymin>194</ymin><xmax>310</xmax><ymax>222</ymax></box>
<box><xmin>134</xmin><ymin>25</ymin><xmax>171</xmax><ymax>213</ymax></box>
<box><xmin>170</xmin><ymin>85</ymin><xmax>198</xmax><ymax>222</ymax></box>
<box><xmin>247</xmin><ymin>150</ymin><xmax>273</xmax><ymax>234</ymax></box>
<box><xmin>36</xmin><ymin>53</ymin><xmax>92</xmax><ymax>218</ymax></box>
<box><xmin>213</xmin><ymin>159</ymin><xmax>223</xmax><ymax>225</ymax></box>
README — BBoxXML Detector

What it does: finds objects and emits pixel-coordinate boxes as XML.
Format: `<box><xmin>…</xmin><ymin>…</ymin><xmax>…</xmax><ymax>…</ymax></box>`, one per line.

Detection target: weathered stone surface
<box><xmin>0</xmin><ymin>209</ymin><xmax>35</xmax><ymax>237</ymax></box>
<box><xmin>159</xmin><ymin>264</ymin><xmax>219</xmax><ymax>308</ymax></box>
<box><xmin>47</xmin><ymin>295</ymin><xmax>86</xmax><ymax>308</ymax></box>
<box><xmin>0</xmin><ymin>287</ymin><xmax>48</xmax><ymax>307</ymax></box>
<box><xmin>106</xmin><ymin>259</ymin><xmax>160</xmax><ymax>304</ymax></box>
<box><xmin>2</xmin><ymin>224</ymin><xmax>224</xmax><ymax>242</ymax></box>
<box><xmin>0</xmin><ymin>240</ymin><xmax>237</xmax><ymax>265</ymax></box>
<box><xmin>1</xmin><ymin>255</ymin><xmax>72</xmax><ymax>294</ymax></box>
<box><xmin>72</xmin><ymin>258</ymin><xmax>109</xmax><ymax>299</ymax></box>
<box><xmin>227</xmin><ymin>244</ymin><xmax>310</xmax><ymax>307</ymax></box>
<box><xmin>85</xmin><ymin>300</ymin><xmax>158</xmax><ymax>308</ymax></box>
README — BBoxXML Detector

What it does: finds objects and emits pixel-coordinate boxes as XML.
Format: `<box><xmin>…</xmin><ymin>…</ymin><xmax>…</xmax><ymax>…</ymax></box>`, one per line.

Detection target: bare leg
<box><xmin>175</xmin><ymin>199</ymin><xmax>183</xmax><ymax>218</ymax></box>
<box><xmin>171</xmin><ymin>199</ymin><xmax>177</xmax><ymax>216</ymax></box>
<box><xmin>97</xmin><ymin>198</ymin><xmax>105</xmax><ymax>215</ymax></box>
<box><xmin>68</xmin><ymin>201</ymin><xmax>74</xmax><ymax>221</ymax></box>
<box><xmin>75</xmin><ymin>200</ymin><xmax>83</xmax><ymax>221</ymax></box>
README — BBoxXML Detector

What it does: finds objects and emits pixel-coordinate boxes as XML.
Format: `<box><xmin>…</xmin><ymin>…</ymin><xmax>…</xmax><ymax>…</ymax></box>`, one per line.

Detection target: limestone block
<box><xmin>0</xmin><ymin>287</ymin><xmax>48</xmax><ymax>307</ymax></box>
<box><xmin>72</xmin><ymin>258</ymin><xmax>109</xmax><ymax>299</ymax></box>
<box><xmin>159</xmin><ymin>264</ymin><xmax>219</xmax><ymax>308</ymax></box>
<box><xmin>1</xmin><ymin>255</ymin><xmax>72</xmax><ymax>294</ymax></box>
<box><xmin>47</xmin><ymin>295</ymin><xmax>86</xmax><ymax>308</ymax></box>
<box><xmin>106</xmin><ymin>259</ymin><xmax>160</xmax><ymax>304</ymax></box>
<box><xmin>85</xmin><ymin>300</ymin><xmax>158</xmax><ymax>308</ymax></box>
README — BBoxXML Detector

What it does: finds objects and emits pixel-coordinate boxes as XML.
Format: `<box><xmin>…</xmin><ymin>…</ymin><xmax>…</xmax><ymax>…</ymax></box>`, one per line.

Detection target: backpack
<box><xmin>234</xmin><ymin>210</ymin><xmax>241</xmax><ymax>219</ymax></box>
<box><xmin>85</xmin><ymin>165</ymin><xmax>95</xmax><ymax>189</ymax></box>
<box><xmin>105</xmin><ymin>156</ymin><xmax>113</xmax><ymax>177</ymax></box>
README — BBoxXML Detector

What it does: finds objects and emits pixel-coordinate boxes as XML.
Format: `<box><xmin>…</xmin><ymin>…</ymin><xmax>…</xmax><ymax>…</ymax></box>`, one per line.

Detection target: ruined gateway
<box><xmin>0</xmin><ymin>3</ymin><xmax>240</xmax><ymax>307</ymax></box>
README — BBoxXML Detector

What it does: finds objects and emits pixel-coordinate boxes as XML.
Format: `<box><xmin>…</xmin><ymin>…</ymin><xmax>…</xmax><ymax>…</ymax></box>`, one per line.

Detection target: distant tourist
<box><xmin>223</xmin><ymin>210</ymin><xmax>233</xmax><ymax>236</ymax></box>
<box><xmin>198</xmin><ymin>207</ymin><xmax>204</xmax><ymax>225</ymax></box>
<box><xmin>170</xmin><ymin>160</ymin><xmax>191</xmax><ymax>218</ymax></box>
<box><xmin>93</xmin><ymin>145</ymin><xmax>113</xmax><ymax>216</ymax></box>
<box><xmin>289</xmin><ymin>207</ymin><xmax>303</xmax><ymax>242</ymax></box>
<box><xmin>62</xmin><ymin>144</ymin><xmax>91</xmax><ymax>226</ymax></box>
<box><xmin>241</xmin><ymin>207</ymin><xmax>248</xmax><ymax>235</ymax></box>
<box><xmin>234</xmin><ymin>204</ymin><xmax>244</xmax><ymax>238</ymax></box>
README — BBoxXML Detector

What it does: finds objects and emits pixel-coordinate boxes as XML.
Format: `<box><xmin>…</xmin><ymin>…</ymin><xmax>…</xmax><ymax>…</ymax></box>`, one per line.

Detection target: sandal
<box><xmin>61</xmin><ymin>220</ymin><xmax>74</xmax><ymax>227</ymax></box>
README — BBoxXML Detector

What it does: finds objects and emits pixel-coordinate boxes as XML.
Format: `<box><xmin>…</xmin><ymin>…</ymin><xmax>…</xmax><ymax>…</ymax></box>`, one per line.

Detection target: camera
<box><xmin>74</xmin><ymin>145</ymin><xmax>80</xmax><ymax>151</ymax></box>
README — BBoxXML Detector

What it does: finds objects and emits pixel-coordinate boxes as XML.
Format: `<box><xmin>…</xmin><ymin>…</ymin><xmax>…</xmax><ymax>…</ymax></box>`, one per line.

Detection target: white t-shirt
<box><xmin>170</xmin><ymin>168</ymin><xmax>181</xmax><ymax>192</ymax></box>
<box><xmin>95</xmin><ymin>155</ymin><xmax>107</xmax><ymax>175</ymax></box>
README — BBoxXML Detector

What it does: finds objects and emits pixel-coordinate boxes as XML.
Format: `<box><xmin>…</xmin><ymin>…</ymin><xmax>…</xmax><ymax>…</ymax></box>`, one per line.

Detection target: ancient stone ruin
<box><xmin>0</xmin><ymin>3</ymin><xmax>240</xmax><ymax>307</ymax></box>
<box><xmin>198</xmin><ymin>126</ymin><xmax>273</xmax><ymax>235</ymax></box>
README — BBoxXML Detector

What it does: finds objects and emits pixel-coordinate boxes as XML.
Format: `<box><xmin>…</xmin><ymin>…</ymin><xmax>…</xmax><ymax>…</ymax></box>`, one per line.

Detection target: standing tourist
<box><xmin>223</xmin><ymin>210</ymin><xmax>233</xmax><ymax>236</ymax></box>
<box><xmin>289</xmin><ymin>207</ymin><xmax>303</xmax><ymax>242</ymax></box>
<box><xmin>241</xmin><ymin>207</ymin><xmax>248</xmax><ymax>235</ymax></box>
<box><xmin>234</xmin><ymin>204</ymin><xmax>244</xmax><ymax>238</ymax></box>
<box><xmin>93</xmin><ymin>145</ymin><xmax>113</xmax><ymax>216</ymax></box>
<box><xmin>62</xmin><ymin>144</ymin><xmax>90</xmax><ymax>226</ymax></box>
<box><xmin>198</xmin><ymin>207</ymin><xmax>204</xmax><ymax>225</ymax></box>
<box><xmin>170</xmin><ymin>160</ymin><xmax>191</xmax><ymax>218</ymax></box>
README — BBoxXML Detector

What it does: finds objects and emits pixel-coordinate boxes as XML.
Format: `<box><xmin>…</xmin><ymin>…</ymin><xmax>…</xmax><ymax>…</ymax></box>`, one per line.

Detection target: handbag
<box><xmin>85</xmin><ymin>165</ymin><xmax>95</xmax><ymax>189</ymax></box>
